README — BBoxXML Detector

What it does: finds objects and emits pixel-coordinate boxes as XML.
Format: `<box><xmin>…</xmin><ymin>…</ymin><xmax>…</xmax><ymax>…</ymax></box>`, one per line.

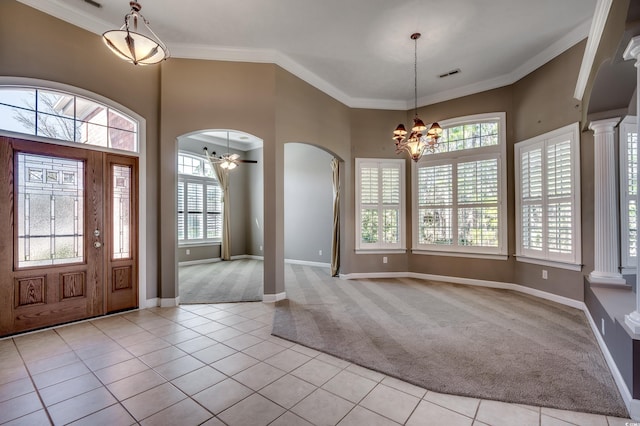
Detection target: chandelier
<box><xmin>102</xmin><ymin>1</ymin><xmax>169</xmax><ymax>65</ymax></box>
<box><xmin>393</xmin><ymin>33</ymin><xmax>442</xmax><ymax>162</ymax></box>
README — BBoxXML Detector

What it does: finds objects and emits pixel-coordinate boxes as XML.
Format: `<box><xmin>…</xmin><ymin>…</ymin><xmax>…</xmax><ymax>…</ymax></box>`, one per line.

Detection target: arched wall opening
<box><xmin>176</xmin><ymin>128</ymin><xmax>264</xmax><ymax>303</ymax></box>
<box><xmin>284</xmin><ymin>142</ymin><xmax>344</xmax><ymax>282</ymax></box>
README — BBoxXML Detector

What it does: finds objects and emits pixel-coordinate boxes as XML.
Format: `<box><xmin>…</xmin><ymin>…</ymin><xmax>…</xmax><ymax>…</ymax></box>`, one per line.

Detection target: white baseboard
<box><xmin>231</xmin><ymin>255</ymin><xmax>264</xmax><ymax>261</ymax></box>
<box><xmin>285</xmin><ymin>259</ymin><xmax>330</xmax><ymax>268</ymax></box>
<box><xmin>583</xmin><ymin>306</ymin><xmax>640</xmax><ymax>419</ymax></box>
<box><xmin>159</xmin><ymin>297</ymin><xmax>180</xmax><ymax>307</ymax></box>
<box><xmin>340</xmin><ymin>271</ymin><xmax>584</xmax><ymax>310</ymax></box>
<box><xmin>179</xmin><ymin>258</ymin><xmax>221</xmax><ymax>266</ymax></box>
<box><xmin>143</xmin><ymin>298</ymin><xmax>159</xmax><ymax>308</ymax></box>
<box><xmin>263</xmin><ymin>292</ymin><xmax>286</xmax><ymax>303</ymax></box>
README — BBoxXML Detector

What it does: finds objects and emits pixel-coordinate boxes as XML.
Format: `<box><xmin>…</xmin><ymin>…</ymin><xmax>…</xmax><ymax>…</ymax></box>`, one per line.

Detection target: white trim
<box><xmin>178</xmin><ymin>258</ymin><xmax>221</xmax><ymax>266</ymax></box>
<box><xmin>159</xmin><ymin>297</ymin><xmax>180</xmax><ymax>308</ymax></box>
<box><xmin>574</xmin><ymin>0</ymin><xmax>614</xmax><ymax>101</ymax></box>
<box><xmin>412</xmin><ymin>250</ymin><xmax>508</xmax><ymax>261</ymax></box>
<box><xmin>262</xmin><ymin>292</ymin><xmax>286</xmax><ymax>303</ymax></box>
<box><xmin>284</xmin><ymin>259</ymin><xmax>331</xmax><ymax>268</ymax></box>
<box><xmin>339</xmin><ymin>271</ymin><xmax>584</xmax><ymax>309</ymax></box>
<box><xmin>355</xmin><ymin>249</ymin><xmax>407</xmax><ymax>255</ymax></box>
<box><xmin>355</xmin><ymin>158</ymin><xmax>406</xmax><ymax>252</ymax></box>
<box><xmin>515</xmin><ymin>255</ymin><xmax>583</xmax><ymax>272</ymax></box>
<box><xmin>16</xmin><ymin>0</ymin><xmax>590</xmax><ymax>111</ymax></box>
<box><xmin>143</xmin><ymin>298</ymin><xmax>159</xmax><ymax>309</ymax></box>
<box><xmin>0</xmin><ymin>76</ymin><xmax>150</xmax><ymax>313</ymax></box>
<box><xmin>514</xmin><ymin>122</ymin><xmax>582</xmax><ymax>267</ymax></box>
<box><xmin>231</xmin><ymin>254</ymin><xmax>264</xmax><ymax>261</ymax></box>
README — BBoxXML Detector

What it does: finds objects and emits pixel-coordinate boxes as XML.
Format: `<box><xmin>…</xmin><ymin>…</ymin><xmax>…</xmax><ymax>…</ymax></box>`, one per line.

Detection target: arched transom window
<box><xmin>0</xmin><ymin>86</ymin><xmax>138</xmax><ymax>153</ymax></box>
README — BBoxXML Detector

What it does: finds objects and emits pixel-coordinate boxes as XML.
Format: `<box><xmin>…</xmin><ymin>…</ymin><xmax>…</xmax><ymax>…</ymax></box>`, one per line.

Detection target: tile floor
<box><xmin>0</xmin><ymin>302</ymin><xmax>633</xmax><ymax>425</ymax></box>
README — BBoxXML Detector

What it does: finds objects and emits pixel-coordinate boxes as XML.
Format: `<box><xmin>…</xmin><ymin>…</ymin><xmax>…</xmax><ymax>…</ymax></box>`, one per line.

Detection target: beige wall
<box><xmin>1</xmin><ymin>0</ymin><xmax>597</xmax><ymax>303</ymax></box>
<box><xmin>159</xmin><ymin>59</ymin><xmax>277</xmax><ymax>297</ymax></box>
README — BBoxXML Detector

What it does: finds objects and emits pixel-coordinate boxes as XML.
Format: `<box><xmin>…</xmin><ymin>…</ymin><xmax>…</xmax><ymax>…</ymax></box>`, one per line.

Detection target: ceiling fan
<box><xmin>203</xmin><ymin>131</ymin><xmax>258</xmax><ymax>170</ymax></box>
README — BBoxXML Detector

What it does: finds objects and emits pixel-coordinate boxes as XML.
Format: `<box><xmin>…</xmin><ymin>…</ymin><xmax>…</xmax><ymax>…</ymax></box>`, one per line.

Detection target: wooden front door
<box><xmin>0</xmin><ymin>137</ymin><xmax>138</xmax><ymax>336</ymax></box>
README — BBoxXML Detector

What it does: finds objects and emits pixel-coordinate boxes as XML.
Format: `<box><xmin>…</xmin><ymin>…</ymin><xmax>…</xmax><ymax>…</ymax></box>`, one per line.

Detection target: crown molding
<box><xmin>17</xmin><ymin>0</ymin><xmax>113</xmax><ymax>33</ymax></box>
<box><xmin>574</xmin><ymin>0</ymin><xmax>614</xmax><ymax>101</ymax></box>
<box><xmin>17</xmin><ymin>0</ymin><xmax>595</xmax><ymax>111</ymax></box>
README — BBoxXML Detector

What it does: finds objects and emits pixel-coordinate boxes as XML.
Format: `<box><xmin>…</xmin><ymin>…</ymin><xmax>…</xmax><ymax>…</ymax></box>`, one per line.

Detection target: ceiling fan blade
<box><xmin>238</xmin><ymin>159</ymin><xmax>258</xmax><ymax>164</ymax></box>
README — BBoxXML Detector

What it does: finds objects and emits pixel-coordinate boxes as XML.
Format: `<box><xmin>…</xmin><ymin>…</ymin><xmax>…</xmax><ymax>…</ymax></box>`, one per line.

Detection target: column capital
<box><xmin>588</xmin><ymin>117</ymin><xmax>620</xmax><ymax>134</ymax></box>
<box><xmin>624</xmin><ymin>36</ymin><xmax>640</xmax><ymax>62</ymax></box>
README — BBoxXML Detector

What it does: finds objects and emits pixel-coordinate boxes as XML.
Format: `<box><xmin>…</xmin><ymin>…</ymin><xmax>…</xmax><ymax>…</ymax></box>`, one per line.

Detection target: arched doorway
<box><xmin>283</xmin><ymin>143</ymin><xmax>343</xmax><ymax>288</ymax></box>
<box><xmin>176</xmin><ymin>129</ymin><xmax>264</xmax><ymax>303</ymax></box>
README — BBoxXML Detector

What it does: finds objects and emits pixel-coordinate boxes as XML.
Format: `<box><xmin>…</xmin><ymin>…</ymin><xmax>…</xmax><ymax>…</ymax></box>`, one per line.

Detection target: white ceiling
<box><xmin>18</xmin><ymin>0</ymin><xmax>597</xmax><ymax>110</ymax></box>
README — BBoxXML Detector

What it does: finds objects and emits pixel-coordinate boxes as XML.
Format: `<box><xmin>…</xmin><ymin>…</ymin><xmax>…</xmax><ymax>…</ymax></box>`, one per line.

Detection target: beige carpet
<box><xmin>179</xmin><ymin>259</ymin><xmax>263</xmax><ymax>303</ymax></box>
<box><xmin>272</xmin><ymin>264</ymin><xmax>627</xmax><ymax>417</ymax></box>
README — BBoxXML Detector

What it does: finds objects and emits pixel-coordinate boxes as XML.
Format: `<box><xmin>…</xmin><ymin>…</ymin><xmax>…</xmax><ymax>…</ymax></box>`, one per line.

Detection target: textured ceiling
<box><xmin>19</xmin><ymin>0</ymin><xmax>597</xmax><ymax>110</ymax></box>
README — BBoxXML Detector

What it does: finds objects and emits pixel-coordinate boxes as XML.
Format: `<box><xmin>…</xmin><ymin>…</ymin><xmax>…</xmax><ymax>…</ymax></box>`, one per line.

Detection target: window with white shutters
<box><xmin>413</xmin><ymin>113</ymin><xmax>507</xmax><ymax>257</ymax></box>
<box><xmin>515</xmin><ymin>123</ymin><xmax>581</xmax><ymax>269</ymax></box>
<box><xmin>356</xmin><ymin>158</ymin><xmax>405</xmax><ymax>251</ymax></box>
<box><xmin>621</xmin><ymin>117</ymin><xmax>637</xmax><ymax>270</ymax></box>
<box><xmin>177</xmin><ymin>152</ymin><xmax>222</xmax><ymax>244</ymax></box>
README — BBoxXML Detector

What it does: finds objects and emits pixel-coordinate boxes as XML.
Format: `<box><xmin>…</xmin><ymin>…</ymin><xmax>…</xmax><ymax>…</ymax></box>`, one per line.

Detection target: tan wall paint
<box><xmin>159</xmin><ymin>59</ymin><xmax>276</xmax><ymax>297</ymax></box>
<box><xmin>512</xmin><ymin>41</ymin><xmax>588</xmax><ymax>300</ymax></box>
<box><xmin>275</xmin><ymin>68</ymin><xmax>352</xmax><ymax>277</ymax></box>
<box><xmin>0</xmin><ymin>1</ymin><xmax>161</xmax><ymax>298</ymax></box>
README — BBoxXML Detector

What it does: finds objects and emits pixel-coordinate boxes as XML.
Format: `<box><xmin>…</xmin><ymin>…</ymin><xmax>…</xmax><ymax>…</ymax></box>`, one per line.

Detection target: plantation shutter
<box><xmin>546</xmin><ymin>138</ymin><xmax>573</xmax><ymax>256</ymax></box>
<box><xmin>187</xmin><ymin>182</ymin><xmax>204</xmax><ymax>240</ymax></box>
<box><xmin>206</xmin><ymin>184</ymin><xmax>222</xmax><ymax>239</ymax></box>
<box><xmin>177</xmin><ymin>181</ymin><xmax>185</xmax><ymax>241</ymax></box>
<box><xmin>520</xmin><ymin>144</ymin><xmax>543</xmax><ymax>254</ymax></box>
<box><xmin>417</xmin><ymin>164</ymin><xmax>453</xmax><ymax>245</ymax></box>
<box><xmin>515</xmin><ymin>123</ymin><xmax>580</xmax><ymax>266</ymax></box>
<box><xmin>356</xmin><ymin>159</ymin><xmax>404</xmax><ymax>250</ymax></box>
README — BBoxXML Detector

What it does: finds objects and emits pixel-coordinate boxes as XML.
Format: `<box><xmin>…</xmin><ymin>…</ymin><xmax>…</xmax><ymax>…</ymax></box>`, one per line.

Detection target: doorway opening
<box><xmin>176</xmin><ymin>129</ymin><xmax>264</xmax><ymax>303</ymax></box>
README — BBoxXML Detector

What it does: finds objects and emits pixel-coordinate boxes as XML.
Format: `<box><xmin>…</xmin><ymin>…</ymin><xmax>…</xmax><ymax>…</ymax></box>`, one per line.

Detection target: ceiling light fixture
<box><xmin>102</xmin><ymin>1</ymin><xmax>169</xmax><ymax>65</ymax></box>
<box><xmin>393</xmin><ymin>33</ymin><xmax>442</xmax><ymax>162</ymax></box>
<box><xmin>203</xmin><ymin>132</ymin><xmax>239</xmax><ymax>170</ymax></box>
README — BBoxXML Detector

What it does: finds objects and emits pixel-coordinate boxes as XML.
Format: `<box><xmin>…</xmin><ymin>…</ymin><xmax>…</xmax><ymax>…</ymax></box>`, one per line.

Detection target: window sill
<box><xmin>411</xmin><ymin>250</ymin><xmax>508</xmax><ymax>261</ymax></box>
<box><xmin>178</xmin><ymin>241</ymin><xmax>221</xmax><ymax>248</ymax></box>
<box><xmin>355</xmin><ymin>249</ymin><xmax>407</xmax><ymax>255</ymax></box>
<box><xmin>515</xmin><ymin>255</ymin><xmax>582</xmax><ymax>271</ymax></box>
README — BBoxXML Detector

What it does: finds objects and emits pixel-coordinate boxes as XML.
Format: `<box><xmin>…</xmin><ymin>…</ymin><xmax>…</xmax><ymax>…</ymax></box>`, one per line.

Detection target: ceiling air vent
<box><xmin>83</xmin><ymin>0</ymin><xmax>102</xmax><ymax>8</ymax></box>
<box><xmin>439</xmin><ymin>69</ymin><xmax>461</xmax><ymax>78</ymax></box>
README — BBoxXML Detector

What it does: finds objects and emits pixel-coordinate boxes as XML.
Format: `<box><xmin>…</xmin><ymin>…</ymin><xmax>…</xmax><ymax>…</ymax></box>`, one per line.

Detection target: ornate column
<box><xmin>624</xmin><ymin>36</ymin><xmax>640</xmax><ymax>333</ymax></box>
<box><xmin>588</xmin><ymin>117</ymin><xmax>624</xmax><ymax>285</ymax></box>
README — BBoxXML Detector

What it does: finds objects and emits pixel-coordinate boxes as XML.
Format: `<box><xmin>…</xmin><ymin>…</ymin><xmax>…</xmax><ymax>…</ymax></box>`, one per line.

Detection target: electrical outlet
<box><xmin>601</xmin><ymin>318</ymin><xmax>605</xmax><ymax>335</ymax></box>
<box><xmin>186</xmin><ymin>249</ymin><xmax>190</xmax><ymax>255</ymax></box>
<box><xmin>319</xmin><ymin>250</ymin><xmax>322</xmax><ymax>256</ymax></box>
<box><xmin>259</xmin><ymin>245</ymin><xmax>263</xmax><ymax>251</ymax></box>
<box><xmin>383</xmin><ymin>256</ymin><xmax>388</xmax><ymax>264</ymax></box>
<box><xmin>542</xmin><ymin>270</ymin><xmax>548</xmax><ymax>280</ymax></box>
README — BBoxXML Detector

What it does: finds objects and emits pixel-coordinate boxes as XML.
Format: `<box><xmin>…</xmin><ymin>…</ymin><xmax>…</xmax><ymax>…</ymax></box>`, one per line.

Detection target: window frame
<box><xmin>412</xmin><ymin>112</ymin><xmax>507</xmax><ymax>259</ymax></box>
<box><xmin>0</xmin><ymin>85</ymin><xmax>139</xmax><ymax>153</ymax></box>
<box><xmin>620</xmin><ymin>116</ymin><xmax>637</xmax><ymax>272</ymax></box>
<box><xmin>177</xmin><ymin>151</ymin><xmax>222</xmax><ymax>246</ymax></box>
<box><xmin>514</xmin><ymin>122</ymin><xmax>581</xmax><ymax>270</ymax></box>
<box><xmin>355</xmin><ymin>158</ymin><xmax>406</xmax><ymax>253</ymax></box>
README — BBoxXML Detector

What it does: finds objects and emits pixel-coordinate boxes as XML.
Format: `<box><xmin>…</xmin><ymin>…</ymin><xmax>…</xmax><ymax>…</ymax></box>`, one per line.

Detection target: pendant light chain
<box><xmin>414</xmin><ymin>35</ymin><xmax>418</xmax><ymax>116</ymax></box>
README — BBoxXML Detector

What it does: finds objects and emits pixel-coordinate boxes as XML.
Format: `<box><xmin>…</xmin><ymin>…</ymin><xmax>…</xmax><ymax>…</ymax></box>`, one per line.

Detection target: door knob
<box><xmin>94</xmin><ymin>241</ymin><xmax>102</xmax><ymax>248</ymax></box>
